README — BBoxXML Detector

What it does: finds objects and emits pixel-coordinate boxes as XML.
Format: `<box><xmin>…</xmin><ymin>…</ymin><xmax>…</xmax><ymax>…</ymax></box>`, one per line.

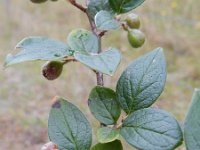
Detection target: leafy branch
<box><xmin>5</xmin><ymin>0</ymin><xmax>198</xmax><ymax>150</ymax></box>
<box><xmin>68</xmin><ymin>0</ymin><xmax>104</xmax><ymax>86</ymax></box>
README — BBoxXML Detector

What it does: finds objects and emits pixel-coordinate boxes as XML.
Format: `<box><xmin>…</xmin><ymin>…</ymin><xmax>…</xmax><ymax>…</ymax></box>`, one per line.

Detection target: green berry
<box><xmin>128</xmin><ymin>29</ymin><xmax>145</xmax><ymax>48</ymax></box>
<box><xmin>125</xmin><ymin>13</ymin><xmax>140</xmax><ymax>29</ymax></box>
<box><xmin>30</xmin><ymin>0</ymin><xmax>48</xmax><ymax>3</ymax></box>
<box><xmin>42</xmin><ymin>61</ymin><xmax>63</xmax><ymax>80</ymax></box>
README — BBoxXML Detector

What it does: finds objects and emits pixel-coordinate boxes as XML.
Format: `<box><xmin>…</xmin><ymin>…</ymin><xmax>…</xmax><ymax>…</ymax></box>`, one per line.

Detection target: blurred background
<box><xmin>0</xmin><ymin>0</ymin><xmax>200</xmax><ymax>149</ymax></box>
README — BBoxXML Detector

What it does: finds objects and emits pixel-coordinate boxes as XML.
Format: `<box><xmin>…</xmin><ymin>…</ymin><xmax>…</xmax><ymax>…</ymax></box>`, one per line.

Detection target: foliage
<box><xmin>184</xmin><ymin>89</ymin><xmax>200</xmax><ymax>150</ymax></box>
<box><xmin>3</xmin><ymin>0</ymin><xmax>200</xmax><ymax>150</ymax></box>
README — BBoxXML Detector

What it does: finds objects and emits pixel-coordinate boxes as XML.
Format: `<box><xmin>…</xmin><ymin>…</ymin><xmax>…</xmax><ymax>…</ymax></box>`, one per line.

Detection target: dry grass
<box><xmin>0</xmin><ymin>0</ymin><xmax>200</xmax><ymax>149</ymax></box>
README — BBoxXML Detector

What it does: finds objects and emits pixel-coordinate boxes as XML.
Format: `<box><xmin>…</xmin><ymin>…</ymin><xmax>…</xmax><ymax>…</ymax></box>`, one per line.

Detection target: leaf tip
<box><xmin>15</xmin><ymin>37</ymin><xmax>29</xmax><ymax>48</ymax></box>
<box><xmin>154</xmin><ymin>47</ymin><xmax>165</xmax><ymax>61</ymax></box>
<box><xmin>194</xmin><ymin>88</ymin><xmax>200</xmax><ymax>92</ymax></box>
<box><xmin>156</xmin><ymin>47</ymin><xmax>164</xmax><ymax>53</ymax></box>
<box><xmin>193</xmin><ymin>88</ymin><xmax>200</xmax><ymax>100</ymax></box>
<box><xmin>51</xmin><ymin>96</ymin><xmax>61</xmax><ymax>109</ymax></box>
<box><xmin>4</xmin><ymin>54</ymin><xmax>14</xmax><ymax>68</ymax></box>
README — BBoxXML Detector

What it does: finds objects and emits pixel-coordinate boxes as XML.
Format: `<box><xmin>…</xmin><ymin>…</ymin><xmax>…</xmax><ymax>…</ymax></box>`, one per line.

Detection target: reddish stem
<box><xmin>67</xmin><ymin>0</ymin><xmax>87</xmax><ymax>12</ymax></box>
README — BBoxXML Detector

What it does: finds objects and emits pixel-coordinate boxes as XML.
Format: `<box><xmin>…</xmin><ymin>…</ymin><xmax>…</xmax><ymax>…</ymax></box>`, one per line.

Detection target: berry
<box><xmin>42</xmin><ymin>61</ymin><xmax>63</xmax><ymax>80</ymax></box>
<box><xmin>30</xmin><ymin>0</ymin><xmax>48</xmax><ymax>3</ymax></box>
<box><xmin>128</xmin><ymin>29</ymin><xmax>145</xmax><ymax>48</ymax></box>
<box><xmin>125</xmin><ymin>13</ymin><xmax>140</xmax><ymax>29</ymax></box>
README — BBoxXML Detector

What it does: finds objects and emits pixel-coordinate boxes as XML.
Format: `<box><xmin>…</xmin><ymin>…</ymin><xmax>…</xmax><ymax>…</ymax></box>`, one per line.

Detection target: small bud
<box><xmin>41</xmin><ymin>142</ymin><xmax>58</xmax><ymax>150</ymax></box>
<box><xmin>30</xmin><ymin>0</ymin><xmax>48</xmax><ymax>3</ymax></box>
<box><xmin>121</xmin><ymin>22</ymin><xmax>129</xmax><ymax>31</ymax></box>
<box><xmin>42</xmin><ymin>61</ymin><xmax>63</xmax><ymax>80</ymax></box>
<box><xmin>115</xmin><ymin>15</ymin><xmax>121</xmax><ymax>21</ymax></box>
<box><xmin>125</xmin><ymin>13</ymin><xmax>141</xmax><ymax>29</ymax></box>
<box><xmin>127</xmin><ymin>29</ymin><xmax>145</xmax><ymax>48</ymax></box>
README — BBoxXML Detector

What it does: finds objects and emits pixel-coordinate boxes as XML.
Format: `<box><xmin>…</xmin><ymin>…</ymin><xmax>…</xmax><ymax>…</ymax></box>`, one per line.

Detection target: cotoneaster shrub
<box><xmin>4</xmin><ymin>0</ymin><xmax>200</xmax><ymax>150</ymax></box>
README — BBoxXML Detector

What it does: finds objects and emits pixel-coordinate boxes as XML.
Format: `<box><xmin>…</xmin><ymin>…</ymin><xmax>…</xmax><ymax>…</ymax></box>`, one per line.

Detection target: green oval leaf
<box><xmin>109</xmin><ymin>0</ymin><xmax>145</xmax><ymax>14</ymax></box>
<box><xmin>184</xmin><ymin>89</ymin><xmax>200</xmax><ymax>150</ymax></box>
<box><xmin>67</xmin><ymin>29</ymin><xmax>99</xmax><ymax>54</ymax></box>
<box><xmin>95</xmin><ymin>11</ymin><xmax>120</xmax><ymax>31</ymax></box>
<box><xmin>4</xmin><ymin>36</ymin><xmax>73</xmax><ymax>67</ymax></box>
<box><xmin>116</xmin><ymin>48</ymin><xmax>166</xmax><ymax>114</ymax></box>
<box><xmin>91</xmin><ymin>140</ymin><xmax>123</xmax><ymax>150</ymax></box>
<box><xmin>48</xmin><ymin>97</ymin><xmax>92</xmax><ymax>150</ymax></box>
<box><xmin>121</xmin><ymin>108</ymin><xmax>183</xmax><ymax>150</ymax></box>
<box><xmin>88</xmin><ymin>86</ymin><xmax>121</xmax><ymax>125</ymax></box>
<box><xmin>87</xmin><ymin>0</ymin><xmax>113</xmax><ymax>19</ymax></box>
<box><xmin>75</xmin><ymin>48</ymin><xmax>121</xmax><ymax>76</ymax></box>
<box><xmin>97</xmin><ymin>127</ymin><xmax>120</xmax><ymax>143</ymax></box>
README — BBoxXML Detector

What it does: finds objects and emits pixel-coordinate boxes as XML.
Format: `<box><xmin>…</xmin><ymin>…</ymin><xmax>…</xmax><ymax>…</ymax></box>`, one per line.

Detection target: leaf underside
<box><xmin>74</xmin><ymin>48</ymin><xmax>121</xmax><ymax>76</ymax></box>
<box><xmin>67</xmin><ymin>29</ymin><xmax>99</xmax><ymax>54</ymax></box>
<box><xmin>5</xmin><ymin>36</ymin><xmax>72</xmax><ymax>67</ymax></box>
<box><xmin>87</xmin><ymin>0</ymin><xmax>113</xmax><ymax>19</ymax></box>
<box><xmin>95</xmin><ymin>10</ymin><xmax>120</xmax><ymax>30</ymax></box>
